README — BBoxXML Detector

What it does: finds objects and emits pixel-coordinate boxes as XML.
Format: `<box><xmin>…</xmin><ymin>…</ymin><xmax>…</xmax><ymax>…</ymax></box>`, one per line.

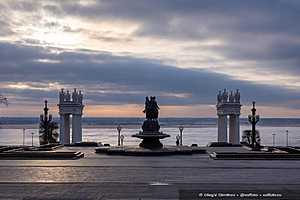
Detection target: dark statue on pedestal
<box><xmin>143</xmin><ymin>96</ymin><xmax>159</xmax><ymax>119</ymax></box>
<box><xmin>39</xmin><ymin>100</ymin><xmax>59</xmax><ymax>146</ymax></box>
<box><xmin>142</xmin><ymin>96</ymin><xmax>160</xmax><ymax>132</ymax></box>
<box><xmin>132</xmin><ymin>96</ymin><xmax>170</xmax><ymax>149</ymax></box>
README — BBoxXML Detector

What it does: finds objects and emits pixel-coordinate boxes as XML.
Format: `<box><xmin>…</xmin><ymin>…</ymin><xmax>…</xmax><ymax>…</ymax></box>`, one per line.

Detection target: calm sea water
<box><xmin>0</xmin><ymin>118</ymin><xmax>300</xmax><ymax>146</ymax></box>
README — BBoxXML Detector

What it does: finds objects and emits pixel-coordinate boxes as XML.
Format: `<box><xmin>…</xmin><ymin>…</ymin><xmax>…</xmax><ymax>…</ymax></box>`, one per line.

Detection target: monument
<box><xmin>216</xmin><ymin>89</ymin><xmax>241</xmax><ymax>144</ymax></box>
<box><xmin>58</xmin><ymin>88</ymin><xmax>84</xmax><ymax>144</ymax></box>
<box><xmin>248</xmin><ymin>101</ymin><xmax>260</xmax><ymax>150</ymax></box>
<box><xmin>132</xmin><ymin>96</ymin><xmax>170</xmax><ymax>149</ymax></box>
<box><xmin>39</xmin><ymin>100</ymin><xmax>59</xmax><ymax>145</ymax></box>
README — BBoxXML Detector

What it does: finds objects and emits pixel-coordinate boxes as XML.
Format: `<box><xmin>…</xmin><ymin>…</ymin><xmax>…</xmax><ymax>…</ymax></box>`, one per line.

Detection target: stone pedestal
<box><xmin>132</xmin><ymin>119</ymin><xmax>170</xmax><ymax>149</ymax></box>
<box><xmin>139</xmin><ymin>136</ymin><xmax>164</xmax><ymax>149</ymax></box>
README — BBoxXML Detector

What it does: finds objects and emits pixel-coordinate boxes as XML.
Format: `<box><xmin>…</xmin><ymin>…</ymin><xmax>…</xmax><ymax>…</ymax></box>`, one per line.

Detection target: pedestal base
<box><xmin>139</xmin><ymin>138</ymin><xmax>163</xmax><ymax>149</ymax></box>
<box><xmin>132</xmin><ymin>132</ymin><xmax>170</xmax><ymax>149</ymax></box>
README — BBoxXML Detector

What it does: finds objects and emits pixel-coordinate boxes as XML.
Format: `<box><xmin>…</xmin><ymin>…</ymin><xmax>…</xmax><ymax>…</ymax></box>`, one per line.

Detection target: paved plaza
<box><xmin>0</xmin><ymin>147</ymin><xmax>300</xmax><ymax>199</ymax></box>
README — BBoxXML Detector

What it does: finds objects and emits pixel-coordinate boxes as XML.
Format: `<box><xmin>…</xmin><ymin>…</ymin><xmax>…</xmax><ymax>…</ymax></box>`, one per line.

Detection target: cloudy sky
<box><xmin>0</xmin><ymin>0</ymin><xmax>300</xmax><ymax>117</ymax></box>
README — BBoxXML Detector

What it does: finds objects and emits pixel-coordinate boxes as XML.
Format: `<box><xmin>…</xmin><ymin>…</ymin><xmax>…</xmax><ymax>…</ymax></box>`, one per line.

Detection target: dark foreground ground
<box><xmin>0</xmin><ymin>146</ymin><xmax>300</xmax><ymax>200</ymax></box>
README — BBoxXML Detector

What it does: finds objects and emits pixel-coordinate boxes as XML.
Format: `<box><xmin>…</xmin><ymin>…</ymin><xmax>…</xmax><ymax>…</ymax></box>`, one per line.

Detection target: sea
<box><xmin>0</xmin><ymin>117</ymin><xmax>300</xmax><ymax>147</ymax></box>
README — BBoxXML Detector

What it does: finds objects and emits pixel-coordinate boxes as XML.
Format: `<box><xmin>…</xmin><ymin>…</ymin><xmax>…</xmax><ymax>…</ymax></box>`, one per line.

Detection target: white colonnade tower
<box><xmin>58</xmin><ymin>88</ymin><xmax>84</xmax><ymax>144</ymax></box>
<box><xmin>216</xmin><ymin>89</ymin><xmax>241</xmax><ymax>144</ymax></box>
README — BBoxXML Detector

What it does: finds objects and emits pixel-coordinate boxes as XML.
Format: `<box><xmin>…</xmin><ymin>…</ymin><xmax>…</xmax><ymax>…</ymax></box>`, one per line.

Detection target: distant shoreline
<box><xmin>0</xmin><ymin>124</ymin><xmax>216</xmax><ymax>129</ymax></box>
<box><xmin>0</xmin><ymin>124</ymin><xmax>145</xmax><ymax>129</ymax></box>
<box><xmin>1</xmin><ymin>117</ymin><xmax>300</xmax><ymax>129</ymax></box>
<box><xmin>1</xmin><ymin>124</ymin><xmax>300</xmax><ymax>129</ymax></box>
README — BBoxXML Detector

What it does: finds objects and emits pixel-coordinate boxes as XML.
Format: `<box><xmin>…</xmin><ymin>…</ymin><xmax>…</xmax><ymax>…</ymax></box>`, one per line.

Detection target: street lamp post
<box><xmin>117</xmin><ymin>124</ymin><xmax>122</xmax><ymax>146</ymax></box>
<box><xmin>248</xmin><ymin>101</ymin><xmax>260</xmax><ymax>150</ymax></box>
<box><xmin>286</xmin><ymin>130</ymin><xmax>289</xmax><ymax>147</ymax></box>
<box><xmin>120</xmin><ymin>135</ymin><xmax>124</xmax><ymax>147</ymax></box>
<box><xmin>179</xmin><ymin>125</ymin><xmax>184</xmax><ymax>146</ymax></box>
<box><xmin>31</xmin><ymin>132</ymin><xmax>35</xmax><ymax>146</ymax></box>
<box><xmin>22</xmin><ymin>128</ymin><xmax>26</xmax><ymax>146</ymax></box>
<box><xmin>272</xmin><ymin>133</ymin><xmax>276</xmax><ymax>147</ymax></box>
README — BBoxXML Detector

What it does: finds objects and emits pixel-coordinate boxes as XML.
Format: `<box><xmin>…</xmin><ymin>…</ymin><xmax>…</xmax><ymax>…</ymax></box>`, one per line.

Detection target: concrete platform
<box><xmin>1</xmin><ymin>146</ymin><xmax>300</xmax><ymax>199</ymax></box>
<box><xmin>0</xmin><ymin>145</ymin><xmax>84</xmax><ymax>160</ymax></box>
<box><xmin>95</xmin><ymin>145</ymin><xmax>206</xmax><ymax>156</ymax></box>
<box><xmin>0</xmin><ymin>151</ymin><xmax>84</xmax><ymax>160</ymax></box>
<box><xmin>210</xmin><ymin>152</ymin><xmax>300</xmax><ymax>160</ymax></box>
<box><xmin>207</xmin><ymin>146</ymin><xmax>300</xmax><ymax>160</ymax></box>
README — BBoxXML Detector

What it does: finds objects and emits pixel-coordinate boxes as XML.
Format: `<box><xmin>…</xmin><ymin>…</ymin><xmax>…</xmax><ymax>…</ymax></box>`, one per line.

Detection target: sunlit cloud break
<box><xmin>0</xmin><ymin>0</ymin><xmax>300</xmax><ymax>117</ymax></box>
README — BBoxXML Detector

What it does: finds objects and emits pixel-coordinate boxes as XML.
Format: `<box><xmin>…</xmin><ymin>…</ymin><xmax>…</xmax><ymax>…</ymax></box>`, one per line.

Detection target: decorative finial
<box><xmin>44</xmin><ymin>100</ymin><xmax>49</xmax><ymax>119</ymax></box>
<box><xmin>252</xmin><ymin>101</ymin><xmax>256</xmax><ymax>112</ymax></box>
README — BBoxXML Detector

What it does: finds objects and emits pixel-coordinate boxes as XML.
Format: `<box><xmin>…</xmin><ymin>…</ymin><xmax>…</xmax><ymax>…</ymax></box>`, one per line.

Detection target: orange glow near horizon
<box><xmin>84</xmin><ymin>104</ymin><xmax>217</xmax><ymax>117</ymax></box>
<box><xmin>85</xmin><ymin>104</ymin><xmax>144</xmax><ymax>117</ymax></box>
<box><xmin>1</xmin><ymin>103</ymin><xmax>300</xmax><ymax>118</ymax></box>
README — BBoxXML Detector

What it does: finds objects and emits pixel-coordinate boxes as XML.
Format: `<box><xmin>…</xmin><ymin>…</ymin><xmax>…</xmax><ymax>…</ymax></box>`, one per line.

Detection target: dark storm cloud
<box><xmin>59</xmin><ymin>0</ymin><xmax>300</xmax><ymax>37</ymax></box>
<box><xmin>0</xmin><ymin>41</ymin><xmax>299</xmax><ymax>107</ymax></box>
<box><xmin>1</xmin><ymin>0</ymin><xmax>300</xmax><ymax>110</ymax></box>
<box><xmin>4</xmin><ymin>0</ymin><xmax>300</xmax><ymax>75</ymax></box>
<box><xmin>57</xmin><ymin>0</ymin><xmax>300</xmax><ymax>74</ymax></box>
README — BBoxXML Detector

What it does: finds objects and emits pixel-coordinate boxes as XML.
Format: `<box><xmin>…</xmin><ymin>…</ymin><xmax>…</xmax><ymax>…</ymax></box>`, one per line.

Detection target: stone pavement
<box><xmin>0</xmin><ymin>147</ymin><xmax>300</xmax><ymax>199</ymax></box>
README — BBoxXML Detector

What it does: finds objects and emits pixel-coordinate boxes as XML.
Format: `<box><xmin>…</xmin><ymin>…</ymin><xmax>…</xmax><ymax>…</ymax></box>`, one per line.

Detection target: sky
<box><xmin>0</xmin><ymin>0</ymin><xmax>300</xmax><ymax>117</ymax></box>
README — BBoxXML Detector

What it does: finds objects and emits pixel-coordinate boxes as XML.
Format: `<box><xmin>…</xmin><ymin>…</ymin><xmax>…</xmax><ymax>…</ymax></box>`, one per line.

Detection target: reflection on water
<box><xmin>0</xmin><ymin>126</ymin><xmax>299</xmax><ymax>146</ymax></box>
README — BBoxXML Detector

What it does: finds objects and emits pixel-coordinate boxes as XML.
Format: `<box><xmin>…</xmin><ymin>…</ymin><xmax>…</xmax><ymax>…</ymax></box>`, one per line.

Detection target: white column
<box><xmin>234</xmin><ymin>115</ymin><xmax>240</xmax><ymax>144</ymax></box>
<box><xmin>59</xmin><ymin>114</ymin><xmax>65</xmax><ymax>144</ymax></box>
<box><xmin>64</xmin><ymin>114</ymin><xmax>70</xmax><ymax>144</ymax></box>
<box><xmin>229</xmin><ymin>115</ymin><xmax>240</xmax><ymax>144</ymax></box>
<box><xmin>218</xmin><ymin>115</ymin><xmax>228</xmax><ymax>142</ymax></box>
<box><xmin>229</xmin><ymin>115</ymin><xmax>235</xmax><ymax>144</ymax></box>
<box><xmin>72</xmin><ymin>114</ymin><xmax>82</xmax><ymax>143</ymax></box>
